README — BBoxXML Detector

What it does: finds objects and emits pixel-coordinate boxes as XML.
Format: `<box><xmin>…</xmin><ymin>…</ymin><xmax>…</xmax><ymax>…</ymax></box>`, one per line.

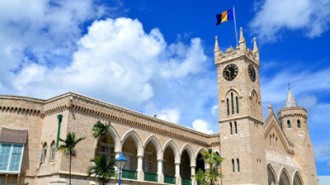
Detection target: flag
<box><xmin>216</xmin><ymin>8</ymin><xmax>234</xmax><ymax>25</ymax></box>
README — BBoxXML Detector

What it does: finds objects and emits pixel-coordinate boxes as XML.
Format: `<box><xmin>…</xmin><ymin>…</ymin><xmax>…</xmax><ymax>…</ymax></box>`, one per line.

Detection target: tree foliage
<box><xmin>88</xmin><ymin>155</ymin><xmax>115</xmax><ymax>185</ymax></box>
<box><xmin>92</xmin><ymin>121</ymin><xmax>109</xmax><ymax>138</ymax></box>
<box><xmin>195</xmin><ymin>149</ymin><xmax>224</xmax><ymax>185</ymax></box>
<box><xmin>58</xmin><ymin>132</ymin><xmax>85</xmax><ymax>185</ymax></box>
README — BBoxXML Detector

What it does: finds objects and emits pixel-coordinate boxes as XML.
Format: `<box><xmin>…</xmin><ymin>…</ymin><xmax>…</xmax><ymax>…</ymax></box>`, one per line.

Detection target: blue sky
<box><xmin>1</xmin><ymin>0</ymin><xmax>330</xmax><ymax>179</ymax></box>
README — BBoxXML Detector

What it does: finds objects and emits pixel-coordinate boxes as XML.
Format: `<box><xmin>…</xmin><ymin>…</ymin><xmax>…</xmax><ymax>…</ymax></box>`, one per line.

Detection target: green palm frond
<box><xmin>88</xmin><ymin>155</ymin><xmax>115</xmax><ymax>184</ymax></box>
<box><xmin>92</xmin><ymin>121</ymin><xmax>109</xmax><ymax>138</ymax></box>
<box><xmin>58</xmin><ymin>132</ymin><xmax>85</xmax><ymax>155</ymax></box>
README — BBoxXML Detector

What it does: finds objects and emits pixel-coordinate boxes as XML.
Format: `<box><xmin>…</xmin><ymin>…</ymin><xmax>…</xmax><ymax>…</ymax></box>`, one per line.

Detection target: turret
<box><xmin>277</xmin><ymin>88</ymin><xmax>318</xmax><ymax>185</ymax></box>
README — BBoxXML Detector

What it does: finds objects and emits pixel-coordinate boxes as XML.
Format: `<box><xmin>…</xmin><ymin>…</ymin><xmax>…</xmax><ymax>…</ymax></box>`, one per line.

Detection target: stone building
<box><xmin>0</xmin><ymin>29</ymin><xmax>318</xmax><ymax>185</ymax></box>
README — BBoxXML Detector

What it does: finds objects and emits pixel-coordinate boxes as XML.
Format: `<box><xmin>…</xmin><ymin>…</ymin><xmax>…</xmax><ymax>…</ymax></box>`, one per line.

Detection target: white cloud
<box><xmin>192</xmin><ymin>119</ymin><xmax>214</xmax><ymax>134</ymax></box>
<box><xmin>8</xmin><ymin>18</ymin><xmax>206</xmax><ymax>106</ymax></box>
<box><xmin>261</xmin><ymin>68</ymin><xmax>330</xmax><ymax>105</ymax></box>
<box><xmin>157</xmin><ymin>108</ymin><xmax>181</xmax><ymax>124</ymax></box>
<box><xmin>211</xmin><ymin>105</ymin><xmax>218</xmax><ymax>116</ymax></box>
<box><xmin>250</xmin><ymin>0</ymin><xmax>330</xmax><ymax>42</ymax></box>
<box><xmin>0</xmin><ymin>0</ymin><xmax>212</xmax><ymax>132</ymax></box>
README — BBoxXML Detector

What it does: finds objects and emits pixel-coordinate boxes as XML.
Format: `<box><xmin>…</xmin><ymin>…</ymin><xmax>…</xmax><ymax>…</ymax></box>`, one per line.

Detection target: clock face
<box><xmin>248</xmin><ymin>64</ymin><xmax>256</xmax><ymax>82</ymax></box>
<box><xmin>223</xmin><ymin>64</ymin><xmax>238</xmax><ymax>81</ymax></box>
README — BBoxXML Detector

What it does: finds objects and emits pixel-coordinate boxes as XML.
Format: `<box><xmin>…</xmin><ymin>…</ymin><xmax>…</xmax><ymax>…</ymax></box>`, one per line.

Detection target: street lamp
<box><xmin>115</xmin><ymin>152</ymin><xmax>127</xmax><ymax>185</ymax></box>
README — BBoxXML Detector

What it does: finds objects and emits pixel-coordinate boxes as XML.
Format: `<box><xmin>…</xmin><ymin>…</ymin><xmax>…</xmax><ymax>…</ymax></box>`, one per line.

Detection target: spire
<box><xmin>286</xmin><ymin>88</ymin><xmax>298</xmax><ymax>108</ymax></box>
<box><xmin>253</xmin><ymin>37</ymin><xmax>259</xmax><ymax>53</ymax></box>
<box><xmin>239</xmin><ymin>27</ymin><xmax>246</xmax><ymax>50</ymax></box>
<box><xmin>214</xmin><ymin>35</ymin><xmax>220</xmax><ymax>52</ymax></box>
<box><xmin>239</xmin><ymin>27</ymin><xmax>246</xmax><ymax>44</ymax></box>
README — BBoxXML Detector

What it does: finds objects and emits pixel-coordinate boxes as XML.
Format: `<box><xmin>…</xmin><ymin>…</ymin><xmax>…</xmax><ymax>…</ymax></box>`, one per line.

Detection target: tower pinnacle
<box><xmin>253</xmin><ymin>37</ymin><xmax>259</xmax><ymax>53</ymax></box>
<box><xmin>214</xmin><ymin>35</ymin><xmax>220</xmax><ymax>52</ymax></box>
<box><xmin>286</xmin><ymin>88</ymin><xmax>298</xmax><ymax>108</ymax></box>
<box><xmin>239</xmin><ymin>27</ymin><xmax>246</xmax><ymax>50</ymax></box>
<box><xmin>239</xmin><ymin>27</ymin><xmax>246</xmax><ymax>44</ymax></box>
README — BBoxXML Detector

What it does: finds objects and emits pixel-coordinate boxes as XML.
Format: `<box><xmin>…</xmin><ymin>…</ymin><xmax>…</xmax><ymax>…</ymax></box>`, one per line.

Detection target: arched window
<box><xmin>41</xmin><ymin>143</ymin><xmax>47</xmax><ymax>163</ymax></box>
<box><xmin>287</xmin><ymin>120</ymin><xmax>291</xmax><ymax>128</ymax></box>
<box><xmin>234</xmin><ymin>121</ymin><xmax>238</xmax><ymax>134</ymax></box>
<box><xmin>270</xmin><ymin>135</ymin><xmax>272</xmax><ymax>145</ymax></box>
<box><xmin>226</xmin><ymin>98</ymin><xmax>229</xmax><ymax>115</ymax></box>
<box><xmin>297</xmin><ymin>120</ymin><xmax>301</xmax><ymax>128</ymax></box>
<box><xmin>275</xmin><ymin>137</ymin><xmax>278</xmax><ymax>147</ymax></box>
<box><xmin>232</xmin><ymin>159</ymin><xmax>235</xmax><ymax>172</ymax></box>
<box><xmin>230</xmin><ymin>122</ymin><xmax>233</xmax><ymax>135</ymax></box>
<box><xmin>237</xmin><ymin>158</ymin><xmax>240</xmax><ymax>172</ymax></box>
<box><xmin>236</xmin><ymin>96</ymin><xmax>239</xmax><ymax>113</ymax></box>
<box><xmin>231</xmin><ymin>93</ymin><xmax>234</xmax><ymax>114</ymax></box>
<box><xmin>49</xmin><ymin>141</ymin><xmax>56</xmax><ymax>162</ymax></box>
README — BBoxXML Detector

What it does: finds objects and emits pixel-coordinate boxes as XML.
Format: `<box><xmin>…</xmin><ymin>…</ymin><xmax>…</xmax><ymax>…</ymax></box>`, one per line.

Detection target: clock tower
<box><xmin>215</xmin><ymin>28</ymin><xmax>267</xmax><ymax>184</ymax></box>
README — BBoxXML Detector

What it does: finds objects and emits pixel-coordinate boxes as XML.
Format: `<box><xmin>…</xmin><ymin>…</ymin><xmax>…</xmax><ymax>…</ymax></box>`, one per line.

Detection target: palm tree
<box><xmin>58</xmin><ymin>132</ymin><xmax>85</xmax><ymax>185</ymax></box>
<box><xmin>195</xmin><ymin>149</ymin><xmax>224</xmax><ymax>185</ymax></box>
<box><xmin>88</xmin><ymin>155</ymin><xmax>115</xmax><ymax>185</ymax></box>
<box><xmin>92</xmin><ymin>121</ymin><xmax>109</xmax><ymax>138</ymax></box>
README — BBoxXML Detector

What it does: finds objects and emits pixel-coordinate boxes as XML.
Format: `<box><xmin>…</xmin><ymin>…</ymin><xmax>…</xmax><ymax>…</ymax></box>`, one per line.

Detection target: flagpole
<box><xmin>233</xmin><ymin>6</ymin><xmax>238</xmax><ymax>46</ymax></box>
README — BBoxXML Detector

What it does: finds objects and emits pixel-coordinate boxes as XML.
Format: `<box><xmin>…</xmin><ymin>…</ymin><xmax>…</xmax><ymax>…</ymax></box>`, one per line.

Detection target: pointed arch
<box><xmin>292</xmin><ymin>170</ymin><xmax>303</xmax><ymax>185</ymax></box>
<box><xmin>180</xmin><ymin>144</ymin><xmax>195</xmax><ymax>166</ymax></box>
<box><xmin>49</xmin><ymin>140</ymin><xmax>56</xmax><ymax>162</ymax></box>
<box><xmin>162</xmin><ymin>139</ymin><xmax>180</xmax><ymax>163</ymax></box>
<box><xmin>267</xmin><ymin>164</ymin><xmax>277</xmax><ymax>185</ymax></box>
<box><xmin>143</xmin><ymin>134</ymin><xmax>162</xmax><ymax>159</ymax></box>
<box><xmin>278</xmin><ymin>167</ymin><xmax>290</xmax><ymax>185</ymax></box>
<box><xmin>194</xmin><ymin>147</ymin><xmax>207</xmax><ymax>159</ymax></box>
<box><xmin>225</xmin><ymin>88</ymin><xmax>241</xmax><ymax>97</ymax></box>
<box><xmin>41</xmin><ymin>142</ymin><xmax>47</xmax><ymax>163</ymax></box>
<box><xmin>108</xmin><ymin>125</ymin><xmax>121</xmax><ymax>152</ymax></box>
<box><xmin>121</xmin><ymin>129</ymin><xmax>143</xmax><ymax>156</ymax></box>
<box><xmin>93</xmin><ymin>124</ymin><xmax>122</xmax><ymax>153</ymax></box>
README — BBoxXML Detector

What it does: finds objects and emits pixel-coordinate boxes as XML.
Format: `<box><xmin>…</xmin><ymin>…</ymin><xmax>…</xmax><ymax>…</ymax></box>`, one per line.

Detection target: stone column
<box><xmin>191</xmin><ymin>165</ymin><xmax>196</xmax><ymax>185</ymax></box>
<box><xmin>175</xmin><ymin>162</ymin><xmax>181</xmax><ymax>185</ymax></box>
<box><xmin>137</xmin><ymin>155</ymin><xmax>144</xmax><ymax>181</ymax></box>
<box><xmin>157</xmin><ymin>159</ymin><xmax>164</xmax><ymax>183</ymax></box>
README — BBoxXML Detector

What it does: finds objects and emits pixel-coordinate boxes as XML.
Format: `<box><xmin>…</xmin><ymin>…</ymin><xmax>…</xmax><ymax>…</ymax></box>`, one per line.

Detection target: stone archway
<box><xmin>279</xmin><ymin>168</ymin><xmax>290</xmax><ymax>185</ymax></box>
<box><xmin>163</xmin><ymin>146</ymin><xmax>176</xmax><ymax>184</ymax></box>
<box><xmin>180</xmin><ymin>150</ymin><xmax>191</xmax><ymax>184</ymax></box>
<box><xmin>143</xmin><ymin>141</ymin><xmax>158</xmax><ymax>182</ymax></box>
<box><xmin>195</xmin><ymin>152</ymin><xmax>205</xmax><ymax>173</ymax></box>
<box><xmin>267</xmin><ymin>164</ymin><xmax>276</xmax><ymax>185</ymax></box>
<box><xmin>293</xmin><ymin>171</ymin><xmax>303</xmax><ymax>185</ymax></box>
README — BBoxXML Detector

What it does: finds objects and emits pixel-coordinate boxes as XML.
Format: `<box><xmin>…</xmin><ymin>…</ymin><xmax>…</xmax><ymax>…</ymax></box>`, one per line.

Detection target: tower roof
<box><xmin>286</xmin><ymin>89</ymin><xmax>298</xmax><ymax>108</ymax></box>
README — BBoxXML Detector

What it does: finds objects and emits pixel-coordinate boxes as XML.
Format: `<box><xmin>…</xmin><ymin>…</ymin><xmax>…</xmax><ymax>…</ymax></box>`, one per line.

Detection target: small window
<box><xmin>226</xmin><ymin>98</ymin><xmax>230</xmax><ymax>115</ymax></box>
<box><xmin>275</xmin><ymin>137</ymin><xmax>278</xmax><ymax>147</ymax></box>
<box><xmin>232</xmin><ymin>159</ymin><xmax>235</xmax><ymax>172</ymax></box>
<box><xmin>231</xmin><ymin>93</ymin><xmax>234</xmax><ymax>114</ymax></box>
<box><xmin>236</xmin><ymin>96</ymin><xmax>239</xmax><ymax>113</ymax></box>
<box><xmin>237</xmin><ymin>158</ymin><xmax>240</xmax><ymax>172</ymax></box>
<box><xmin>40</xmin><ymin>143</ymin><xmax>47</xmax><ymax>163</ymax></box>
<box><xmin>297</xmin><ymin>120</ymin><xmax>301</xmax><ymax>128</ymax></box>
<box><xmin>230</xmin><ymin>122</ymin><xmax>233</xmax><ymax>135</ymax></box>
<box><xmin>234</xmin><ymin>121</ymin><xmax>238</xmax><ymax>134</ymax></box>
<box><xmin>49</xmin><ymin>141</ymin><xmax>56</xmax><ymax>162</ymax></box>
<box><xmin>287</xmin><ymin>120</ymin><xmax>291</xmax><ymax>128</ymax></box>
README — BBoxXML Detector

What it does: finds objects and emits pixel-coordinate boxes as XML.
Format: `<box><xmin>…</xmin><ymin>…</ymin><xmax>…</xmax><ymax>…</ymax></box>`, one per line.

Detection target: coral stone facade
<box><xmin>0</xmin><ymin>29</ymin><xmax>318</xmax><ymax>185</ymax></box>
